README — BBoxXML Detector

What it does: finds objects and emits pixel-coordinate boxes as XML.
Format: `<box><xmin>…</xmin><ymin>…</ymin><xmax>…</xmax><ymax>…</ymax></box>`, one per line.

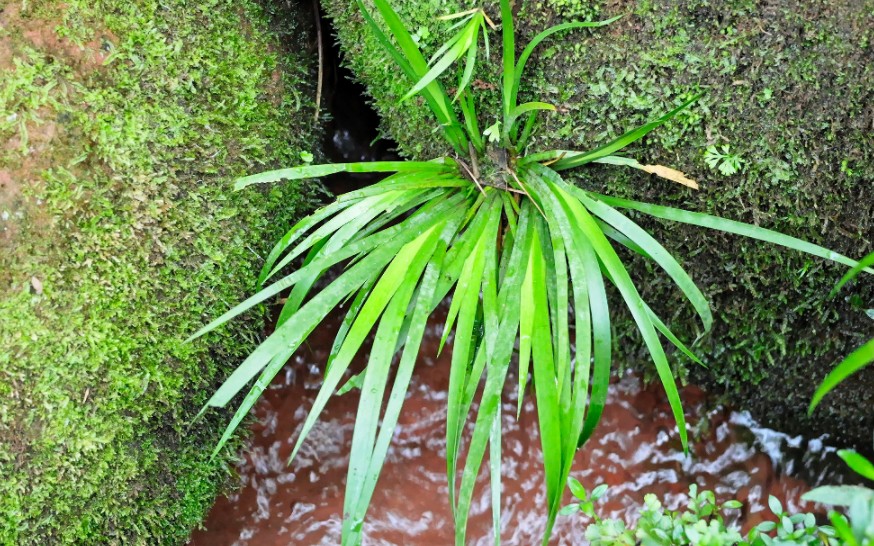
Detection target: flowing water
<box><xmin>189</xmin><ymin>306</ymin><xmax>853</xmax><ymax>545</ymax></box>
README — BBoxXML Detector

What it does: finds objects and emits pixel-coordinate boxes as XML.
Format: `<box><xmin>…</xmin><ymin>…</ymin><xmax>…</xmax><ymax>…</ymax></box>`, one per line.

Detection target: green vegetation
<box><xmin>809</xmin><ymin>251</ymin><xmax>874</xmax><ymax>414</ymax></box>
<box><xmin>324</xmin><ymin>0</ymin><xmax>874</xmax><ymax>447</ymax></box>
<box><xmin>195</xmin><ymin>1</ymin><xmax>869</xmax><ymax>544</ymax></box>
<box><xmin>0</xmin><ymin>0</ymin><xmax>319</xmax><ymax>542</ymax></box>
<box><xmin>565</xmin><ymin>482</ymin><xmax>861</xmax><ymax>545</ymax></box>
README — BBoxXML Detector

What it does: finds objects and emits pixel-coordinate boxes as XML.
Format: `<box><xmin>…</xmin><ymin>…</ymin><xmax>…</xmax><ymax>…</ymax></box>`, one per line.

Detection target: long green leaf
<box><xmin>454</xmin><ymin>201</ymin><xmax>531</xmax><ymax>545</ymax></box>
<box><xmin>555</xmin><ymin>183</ymin><xmax>688</xmax><ymax>451</ymax></box>
<box><xmin>236</xmin><ymin>160</ymin><xmax>450</xmax><ymax>189</ymax></box>
<box><xmin>401</xmin><ymin>19</ymin><xmax>477</xmax><ymax>102</ymax></box>
<box><xmin>832</xmin><ymin>251</ymin><xmax>874</xmax><ymax>296</ymax></box>
<box><xmin>187</xmin><ymin>189</ymin><xmax>456</xmax><ymax>342</ymax></box>
<box><xmin>809</xmin><ymin>338</ymin><xmax>874</xmax><ymax>414</ymax></box>
<box><xmin>200</xmin><ymin>194</ymin><xmax>466</xmax><ymax>409</ymax></box>
<box><xmin>346</xmin><ymin>216</ymin><xmax>462</xmax><ymax>546</ymax></box>
<box><xmin>576</xmin><ymin>189</ymin><xmax>713</xmax><ymax>332</ymax></box>
<box><xmin>593</xmin><ymin>193</ymin><xmax>873</xmax><ymax>272</ymax></box>
<box><xmin>838</xmin><ymin>450</ymin><xmax>874</xmax><ymax>482</ymax></box>
<box><xmin>363</xmin><ymin>0</ymin><xmax>468</xmax><ymax>152</ymax></box>
<box><xmin>342</xmin><ymin>220</ymin><xmax>444</xmax><ymax>542</ymax></box>
<box><xmin>522</xmin><ymin>94</ymin><xmax>703</xmax><ymax>170</ymax></box>
<box><xmin>510</xmin><ymin>16</ymin><xmax>622</xmax><ymax>116</ymax></box>
<box><xmin>290</xmin><ymin>221</ymin><xmax>449</xmax><ymax>467</ymax></box>
<box><xmin>527</xmin><ymin>223</ymin><xmax>565</xmax><ymax>540</ymax></box>
<box><xmin>499</xmin><ymin>0</ymin><xmax>515</xmax><ymax>125</ymax></box>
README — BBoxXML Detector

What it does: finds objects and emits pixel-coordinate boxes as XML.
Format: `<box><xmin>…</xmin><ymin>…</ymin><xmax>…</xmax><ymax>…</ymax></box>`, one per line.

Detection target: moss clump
<box><xmin>322</xmin><ymin>0</ymin><xmax>873</xmax><ymax>448</ymax></box>
<box><xmin>0</xmin><ymin>0</ymin><xmax>320</xmax><ymax>542</ymax></box>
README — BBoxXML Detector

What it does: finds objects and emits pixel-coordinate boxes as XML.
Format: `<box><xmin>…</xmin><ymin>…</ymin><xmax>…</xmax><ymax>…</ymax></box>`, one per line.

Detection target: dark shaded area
<box><xmin>316</xmin><ymin>4</ymin><xmax>398</xmax><ymax>194</ymax></box>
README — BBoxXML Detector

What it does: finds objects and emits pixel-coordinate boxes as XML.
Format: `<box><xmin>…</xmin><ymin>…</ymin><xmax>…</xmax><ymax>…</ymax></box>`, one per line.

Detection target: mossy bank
<box><xmin>322</xmin><ymin>0</ymin><xmax>873</xmax><ymax>448</ymax></box>
<box><xmin>0</xmin><ymin>0</ymin><xmax>320</xmax><ymax>543</ymax></box>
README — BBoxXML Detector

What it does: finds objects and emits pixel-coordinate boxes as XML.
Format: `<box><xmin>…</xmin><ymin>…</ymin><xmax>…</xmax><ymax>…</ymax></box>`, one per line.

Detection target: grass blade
<box><xmin>346</xmin><ymin>217</ymin><xmax>461</xmax><ymax>545</ymax></box>
<box><xmin>555</xmin><ymin>182</ymin><xmax>688</xmax><ymax>451</ymax></box>
<box><xmin>832</xmin><ymin>251</ymin><xmax>874</xmax><ymax>296</ymax></box>
<box><xmin>809</xmin><ymin>338</ymin><xmax>874</xmax><ymax>414</ymax></box>
<box><xmin>500</xmin><ymin>0</ymin><xmax>515</xmax><ymax>124</ymax></box>
<box><xmin>522</xmin><ymin>94</ymin><xmax>703</xmax><ymax>170</ymax></box>
<box><xmin>489</xmin><ymin>410</ymin><xmax>502</xmax><ymax>546</ymax></box>
<box><xmin>576</xmin><ymin>190</ymin><xmax>713</xmax><ymax>333</ymax></box>
<box><xmin>510</xmin><ymin>16</ymin><xmax>622</xmax><ymax>118</ymax></box>
<box><xmin>838</xmin><ymin>450</ymin><xmax>874</xmax><ymax>481</ymax></box>
<box><xmin>592</xmin><ymin>193</ymin><xmax>873</xmax><ymax>273</ymax></box>
<box><xmin>342</xmin><ymin>220</ymin><xmax>444</xmax><ymax>542</ymax></box>
<box><xmin>455</xmin><ymin>201</ymin><xmax>531</xmax><ymax>545</ymax></box>
<box><xmin>290</xmin><ymin>221</ymin><xmax>451</xmax><ymax>467</ymax></box>
<box><xmin>236</xmin><ymin>161</ymin><xmax>450</xmax><ymax>189</ymax></box>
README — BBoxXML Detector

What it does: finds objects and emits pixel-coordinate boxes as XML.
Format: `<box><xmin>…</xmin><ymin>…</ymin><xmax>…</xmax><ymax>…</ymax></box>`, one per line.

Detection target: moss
<box><xmin>0</xmin><ymin>0</ymin><xmax>320</xmax><ymax>543</ymax></box>
<box><xmin>322</xmin><ymin>0</ymin><xmax>873</xmax><ymax>447</ymax></box>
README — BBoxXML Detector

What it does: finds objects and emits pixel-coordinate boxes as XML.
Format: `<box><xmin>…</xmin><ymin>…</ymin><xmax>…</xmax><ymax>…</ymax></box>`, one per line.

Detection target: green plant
<box><xmin>190</xmin><ymin>1</ymin><xmax>872</xmax><ymax>544</ymax></box>
<box><xmin>568</xmin><ymin>482</ymin><xmax>842</xmax><ymax>545</ymax></box>
<box><xmin>803</xmin><ymin>250</ymin><xmax>874</xmax><ymax>545</ymax></box>
<box><xmin>704</xmin><ymin>144</ymin><xmax>744</xmax><ymax>175</ymax></box>
<box><xmin>809</xmin><ymin>251</ymin><xmax>874</xmax><ymax>413</ymax></box>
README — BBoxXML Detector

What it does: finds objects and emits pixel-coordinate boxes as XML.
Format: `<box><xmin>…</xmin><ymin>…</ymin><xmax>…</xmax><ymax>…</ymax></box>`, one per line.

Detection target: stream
<box><xmin>188</xmin><ymin>306</ymin><xmax>853</xmax><ymax>545</ymax></box>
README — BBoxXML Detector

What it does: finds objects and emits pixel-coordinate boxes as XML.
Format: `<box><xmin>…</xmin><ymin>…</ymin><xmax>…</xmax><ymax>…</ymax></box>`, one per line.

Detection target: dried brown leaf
<box><xmin>641</xmin><ymin>164</ymin><xmax>699</xmax><ymax>190</ymax></box>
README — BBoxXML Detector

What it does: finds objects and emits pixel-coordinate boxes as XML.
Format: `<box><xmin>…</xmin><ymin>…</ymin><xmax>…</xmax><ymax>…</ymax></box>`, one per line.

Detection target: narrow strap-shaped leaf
<box><xmin>455</xmin><ymin>202</ymin><xmax>531</xmax><ymax>545</ymax></box>
<box><xmin>524</xmin><ymin>166</ymin><xmax>592</xmax><ymax>470</ymax></box>
<box><xmin>258</xmin><ymin>197</ymin><xmax>360</xmax><ymax>285</ymax></box>
<box><xmin>290</xmin><ymin>221</ymin><xmax>450</xmax><ymax>464</ymax></box>
<box><xmin>837</xmin><ymin>450</ymin><xmax>874</xmax><ymax>481</ymax></box>
<box><xmin>517</xmin><ymin>231</ymin><xmax>536</xmax><ymax>417</ymax></box>
<box><xmin>325</xmin><ymin>277</ymin><xmax>376</xmax><ymax>374</ymax></box>
<box><xmin>832</xmin><ymin>251</ymin><xmax>874</xmax><ymax>296</ymax></box>
<box><xmin>362</xmin><ymin>0</ymin><xmax>469</xmax><ymax>152</ymax></box>
<box><xmin>645</xmin><ymin>302</ymin><xmax>705</xmax><ymax>367</ymax></box>
<box><xmin>521</xmin><ymin>94</ymin><xmax>702</xmax><ymax>170</ymax></box>
<box><xmin>527</xmin><ymin>224</ymin><xmax>565</xmax><ymax>541</ymax></box>
<box><xmin>266</xmin><ymin>191</ymin><xmax>404</xmax><ymax>292</ymax></box>
<box><xmin>595</xmin><ymin>217</ymin><xmax>650</xmax><ymax>258</ymax></box>
<box><xmin>592</xmin><ymin>193</ymin><xmax>872</xmax><ymax>272</ymax></box>
<box><xmin>401</xmin><ymin>20</ymin><xmax>477</xmax><ymax>102</ymax></box>
<box><xmin>236</xmin><ymin>161</ymin><xmax>450</xmax><ymax>188</ymax></box>
<box><xmin>489</xmin><ymin>410</ymin><xmax>502</xmax><ymax>546</ymax></box>
<box><xmin>557</xmin><ymin>185</ymin><xmax>689</xmax><ymax>452</ymax></box>
<box><xmin>187</xmin><ymin>190</ymin><xmax>457</xmax><ymax>342</ymax></box>
<box><xmin>809</xmin><ymin>338</ymin><xmax>874</xmax><ymax>414</ymax></box>
<box><xmin>576</xmin><ymin>190</ymin><xmax>713</xmax><ymax>333</ymax></box>
<box><xmin>504</xmin><ymin>102</ymin><xmax>555</xmax><ymax>141</ymax></box>
<box><xmin>510</xmin><ymin>16</ymin><xmax>622</xmax><ymax>116</ymax></box>
<box><xmin>455</xmin><ymin>26</ymin><xmax>480</xmax><ymax>101</ymax></box>
<box><xmin>342</xmin><ymin>222</ymin><xmax>443</xmax><ymax>542</ymax></box>
<box><xmin>200</xmin><ymin>194</ymin><xmax>466</xmax><ymax>406</ymax></box>
<box><xmin>209</xmin><ymin>346</ymin><xmax>296</xmax><ymax>457</ymax></box>
<box><xmin>265</xmin><ymin>188</ymin><xmax>437</xmax><ymax>283</ymax></box>
<box><xmin>445</xmin><ymin>215</ymin><xmax>490</xmax><ymax>511</ymax></box>
<box><xmin>258</xmin><ymin>170</ymin><xmax>457</xmax><ymax>285</ymax></box>
<box><xmin>345</xmin><ymin>217</ymin><xmax>461</xmax><ymax>546</ymax></box>
<box><xmin>499</xmin><ymin>0</ymin><xmax>515</xmax><ymax>124</ymax></box>
<box><xmin>438</xmin><ymin>195</ymin><xmax>493</xmax><ymax>352</ymax></box>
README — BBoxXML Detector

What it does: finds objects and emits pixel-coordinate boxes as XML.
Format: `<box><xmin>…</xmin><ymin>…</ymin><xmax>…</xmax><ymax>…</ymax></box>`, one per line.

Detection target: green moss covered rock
<box><xmin>0</xmin><ymin>0</ymin><xmax>320</xmax><ymax>542</ymax></box>
<box><xmin>322</xmin><ymin>0</ymin><xmax>873</xmax><ymax>447</ymax></box>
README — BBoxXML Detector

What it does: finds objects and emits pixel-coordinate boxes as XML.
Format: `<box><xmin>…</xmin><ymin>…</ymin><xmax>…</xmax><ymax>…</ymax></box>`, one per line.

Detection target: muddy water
<box><xmin>190</xmin><ymin>306</ymin><xmax>852</xmax><ymax>545</ymax></box>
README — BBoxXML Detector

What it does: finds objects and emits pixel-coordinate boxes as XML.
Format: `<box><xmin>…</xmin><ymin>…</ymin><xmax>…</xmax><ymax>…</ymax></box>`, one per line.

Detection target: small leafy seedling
<box><xmin>704</xmin><ymin>144</ymin><xmax>744</xmax><ymax>175</ymax></box>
